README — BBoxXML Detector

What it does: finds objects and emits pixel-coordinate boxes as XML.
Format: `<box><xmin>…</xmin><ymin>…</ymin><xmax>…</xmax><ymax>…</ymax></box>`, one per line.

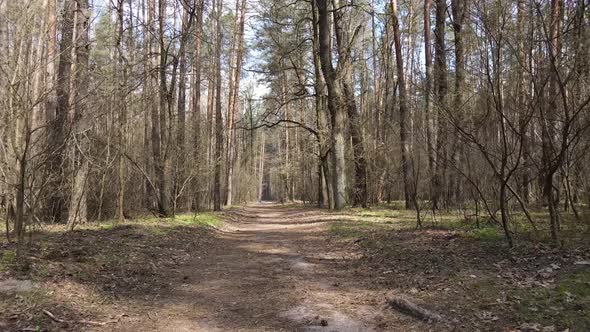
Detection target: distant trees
<box><xmin>251</xmin><ymin>0</ymin><xmax>590</xmax><ymax>243</ymax></box>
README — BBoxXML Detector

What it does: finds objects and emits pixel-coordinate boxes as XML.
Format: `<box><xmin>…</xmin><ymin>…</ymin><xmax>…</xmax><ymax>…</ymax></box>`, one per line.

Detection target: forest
<box><xmin>0</xmin><ymin>0</ymin><xmax>589</xmax><ymax>331</ymax></box>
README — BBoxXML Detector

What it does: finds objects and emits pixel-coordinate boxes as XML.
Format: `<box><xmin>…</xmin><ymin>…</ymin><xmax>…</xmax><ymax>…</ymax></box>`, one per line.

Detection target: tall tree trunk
<box><xmin>175</xmin><ymin>3</ymin><xmax>194</xmax><ymax>212</ymax></box>
<box><xmin>332</xmin><ymin>0</ymin><xmax>368</xmax><ymax>208</ymax></box>
<box><xmin>424</xmin><ymin>0</ymin><xmax>436</xmax><ymax>207</ymax></box>
<box><xmin>115</xmin><ymin>0</ymin><xmax>127</xmax><ymax>223</ymax></box>
<box><xmin>451</xmin><ymin>0</ymin><xmax>467</xmax><ymax>205</ymax></box>
<box><xmin>432</xmin><ymin>0</ymin><xmax>447</xmax><ymax>210</ymax></box>
<box><xmin>225</xmin><ymin>0</ymin><xmax>239</xmax><ymax>205</ymax></box>
<box><xmin>144</xmin><ymin>0</ymin><xmax>155</xmax><ymax>210</ymax></box>
<box><xmin>315</xmin><ymin>0</ymin><xmax>347</xmax><ymax>210</ymax></box>
<box><xmin>192</xmin><ymin>0</ymin><xmax>205</xmax><ymax>211</ymax></box>
<box><xmin>542</xmin><ymin>0</ymin><xmax>564</xmax><ymax>244</ymax></box>
<box><xmin>49</xmin><ymin>0</ymin><xmax>75</xmax><ymax>222</ymax></box>
<box><xmin>517</xmin><ymin>0</ymin><xmax>531</xmax><ymax>203</ymax></box>
<box><xmin>67</xmin><ymin>0</ymin><xmax>90</xmax><ymax>230</ymax></box>
<box><xmin>390</xmin><ymin>0</ymin><xmax>414</xmax><ymax>209</ymax></box>
<box><xmin>213</xmin><ymin>0</ymin><xmax>223</xmax><ymax>211</ymax></box>
<box><xmin>205</xmin><ymin>0</ymin><xmax>217</xmax><ymax>208</ymax></box>
<box><xmin>311</xmin><ymin>0</ymin><xmax>328</xmax><ymax>208</ymax></box>
<box><xmin>258</xmin><ymin>133</ymin><xmax>266</xmax><ymax>202</ymax></box>
<box><xmin>226</xmin><ymin>0</ymin><xmax>247</xmax><ymax>206</ymax></box>
<box><xmin>44</xmin><ymin>0</ymin><xmax>57</xmax><ymax>131</ymax></box>
<box><xmin>152</xmin><ymin>0</ymin><xmax>169</xmax><ymax>216</ymax></box>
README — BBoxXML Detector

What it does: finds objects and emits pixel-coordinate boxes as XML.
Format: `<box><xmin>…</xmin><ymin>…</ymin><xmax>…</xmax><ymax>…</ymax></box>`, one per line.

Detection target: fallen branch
<box><xmin>387</xmin><ymin>296</ymin><xmax>445</xmax><ymax>323</ymax></box>
<box><xmin>43</xmin><ymin>310</ymin><xmax>121</xmax><ymax>326</ymax></box>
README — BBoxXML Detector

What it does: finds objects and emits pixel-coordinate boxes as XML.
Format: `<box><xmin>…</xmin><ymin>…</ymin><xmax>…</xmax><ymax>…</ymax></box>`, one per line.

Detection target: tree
<box><xmin>48</xmin><ymin>0</ymin><xmax>75</xmax><ymax>222</ymax></box>
<box><xmin>315</xmin><ymin>0</ymin><xmax>347</xmax><ymax>210</ymax></box>
<box><xmin>332</xmin><ymin>0</ymin><xmax>368</xmax><ymax>208</ymax></box>
<box><xmin>174</xmin><ymin>0</ymin><xmax>195</xmax><ymax>213</ymax></box>
<box><xmin>153</xmin><ymin>0</ymin><xmax>170</xmax><ymax>216</ymax></box>
<box><xmin>226</xmin><ymin>0</ymin><xmax>247</xmax><ymax>206</ymax></box>
<box><xmin>424</xmin><ymin>0</ymin><xmax>436</xmax><ymax>211</ymax></box>
<box><xmin>191</xmin><ymin>0</ymin><xmax>205</xmax><ymax>211</ymax></box>
<box><xmin>432</xmin><ymin>0</ymin><xmax>447</xmax><ymax>210</ymax></box>
<box><xmin>115</xmin><ymin>0</ymin><xmax>127</xmax><ymax>223</ymax></box>
<box><xmin>389</xmin><ymin>0</ymin><xmax>415</xmax><ymax>210</ymax></box>
<box><xmin>213</xmin><ymin>0</ymin><xmax>224</xmax><ymax>211</ymax></box>
<box><xmin>66</xmin><ymin>0</ymin><xmax>91</xmax><ymax>230</ymax></box>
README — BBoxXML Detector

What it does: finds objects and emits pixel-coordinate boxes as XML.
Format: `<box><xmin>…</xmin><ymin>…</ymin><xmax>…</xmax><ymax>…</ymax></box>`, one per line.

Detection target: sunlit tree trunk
<box><xmin>48</xmin><ymin>0</ymin><xmax>75</xmax><ymax>222</ymax></box>
<box><xmin>175</xmin><ymin>2</ymin><xmax>194</xmax><ymax>212</ymax></box>
<box><xmin>516</xmin><ymin>0</ymin><xmax>531</xmax><ymax>204</ymax></box>
<box><xmin>213</xmin><ymin>0</ymin><xmax>224</xmax><ymax>211</ymax></box>
<box><xmin>542</xmin><ymin>0</ymin><xmax>564</xmax><ymax>243</ymax></box>
<box><xmin>424</xmin><ymin>0</ymin><xmax>436</xmax><ymax>208</ymax></box>
<box><xmin>315</xmin><ymin>0</ymin><xmax>347</xmax><ymax>210</ymax></box>
<box><xmin>389</xmin><ymin>0</ymin><xmax>414</xmax><ymax>209</ymax></box>
<box><xmin>451</xmin><ymin>0</ymin><xmax>467</xmax><ymax>204</ymax></box>
<box><xmin>152</xmin><ymin>0</ymin><xmax>170</xmax><ymax>216</ymax></box>
<box><xmin>332</xmin><ymin>0</ymin><xmax>368</xmax><ymax>208</ymax></box>
<box><xmin>192</xmin><ymin>0</ymin><xmax>205</xmax><ymax>211</ymax></box>
<box><xmin>66</xmin><ymin>0</ymin><xmax>90</xmax><ymax>230</ymax></box>
<box><xmin>115</xmin><ymin>0</ymin><xmax>127</xmax><ymax>223</ymax></box>
<box><xmin>226</xmin><ymin>0</ymin><xmax>247</xmax><ymax>206</ymax></box>
<box><xmin>258</xmin><ymin>133</ymin><xmax>265</xmax><ymax>202</ymax></box>
<box><xmin>432</xmin><ymin>0</ymin><xmax>447</xmax><ymax>210</ymax></box>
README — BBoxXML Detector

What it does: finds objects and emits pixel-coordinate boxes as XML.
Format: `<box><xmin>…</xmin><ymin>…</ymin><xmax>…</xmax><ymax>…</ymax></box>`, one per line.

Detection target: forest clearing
<box><xmin>1</xmin><ymin>0</ymin><xmax>590</xmax><ymax>330</ymax></box>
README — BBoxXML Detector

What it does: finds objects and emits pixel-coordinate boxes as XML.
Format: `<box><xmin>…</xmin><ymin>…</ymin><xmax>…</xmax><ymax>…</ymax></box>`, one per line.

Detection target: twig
<box><xmin>43</xmin><ymin>309</ymin><xmax>121</xmax><ymax>326</ymax></box>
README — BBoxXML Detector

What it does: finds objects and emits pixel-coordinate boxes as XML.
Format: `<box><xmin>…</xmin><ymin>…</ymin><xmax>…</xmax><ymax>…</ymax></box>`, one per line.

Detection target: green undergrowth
<box><xmin>466</xmin><ymin>226</ymin><xmax>504</xmax><ymax>243</ymax></box>
<box><xmin>329</xmin><ymin>220</ymin><xmax>391</xmax><ymax>238</ymax></box>
<box><xmin>328</xmin><ymin>206</ymin><xmax>588</xmax><ymax>247</ymax></box>
<box><xmin>328</xmin><ymin>207</ymin><xmax>410</xmax><ymax>239</ymax></box>
<box><xmin>463</xmin><ymin>270</ymin><xmax>590</xmax><ymax>330</ymax></box>
<box><xmin>515</xmin><ymin>268</ymin><xmax>590</xmax><ymax>330</ymax></box>
<box><xmin>100</xmin><ymin>212</ymin><xmax>221</xmax><ymax>231</ymax></box>
<box><xmin>344</xmin><ymin>207</ymin><xmax>402</xmax><ymax>219</ymax></box>
<box><xmin>0</xmin><ymin>249</ymin><xmax>17</xmax><ymax>271</ymax></box>
<box><xmin>326</xmin><ymin>206</ymin><xmax>590</xmax><ymax>330</ymax></box>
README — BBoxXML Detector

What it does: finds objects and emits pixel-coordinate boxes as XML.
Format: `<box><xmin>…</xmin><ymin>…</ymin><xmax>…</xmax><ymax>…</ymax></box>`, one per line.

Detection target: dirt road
<box><xmin>108</xmin><ymin>204</ymin><xmax>429</xmax><ymax>331</ymax></box>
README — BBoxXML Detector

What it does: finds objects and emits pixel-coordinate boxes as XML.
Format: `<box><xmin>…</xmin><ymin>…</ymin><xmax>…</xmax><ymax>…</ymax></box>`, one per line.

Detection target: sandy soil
<box><xmin>100</xmin><ymin>204</ymin><xmax>432</xmax><ymax>331</ymax></box>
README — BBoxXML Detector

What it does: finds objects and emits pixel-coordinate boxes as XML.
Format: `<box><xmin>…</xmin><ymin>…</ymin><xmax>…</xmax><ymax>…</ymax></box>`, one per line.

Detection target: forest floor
<box><xmin>1</xmin><ymin>203</ymin><xmax>589</xmax><ymax>331</ymax></box>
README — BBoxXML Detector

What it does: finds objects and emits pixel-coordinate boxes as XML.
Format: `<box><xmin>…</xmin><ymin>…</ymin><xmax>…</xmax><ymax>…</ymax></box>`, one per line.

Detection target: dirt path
<box><xmin>107</xmin><ymin>204</ymin><xmax>428</xmax><ymax>331</ymax></box>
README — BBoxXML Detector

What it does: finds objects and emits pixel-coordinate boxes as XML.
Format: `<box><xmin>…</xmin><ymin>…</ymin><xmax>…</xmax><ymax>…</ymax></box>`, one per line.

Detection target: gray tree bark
<box><xmin>315</xmin><ymin>0</ymin><xmax>347</xmax><ymax>210</ymax></box>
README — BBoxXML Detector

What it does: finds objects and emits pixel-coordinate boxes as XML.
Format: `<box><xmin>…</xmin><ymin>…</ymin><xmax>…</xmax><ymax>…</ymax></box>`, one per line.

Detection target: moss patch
<box><xmin>465</xmin><ymin>226</ymin><xmax>504</xmax><ymax>243</ymax></box>
<box><xmin>133</xmin><ymin>212</ymin><xmax>221</xmax><ymax>228</ymax></box>
<box><xmin>514</xmin><ymin>268</ymin><xmax>590</xmax><ymax>330</ymax></box>
<box><xmin>329</xmin><ymin>220</ymin><xmax>378</xmax><ymax>238</ymax></box>
<box><xmin>0</xmin><ymin>249</ymin><xmax>17</xmax><ymax>271</ymax></box>
<box><xmin>171</xmin><ymin>213</ymin><xmax>221</xmax><ymax>227</ymax></box>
